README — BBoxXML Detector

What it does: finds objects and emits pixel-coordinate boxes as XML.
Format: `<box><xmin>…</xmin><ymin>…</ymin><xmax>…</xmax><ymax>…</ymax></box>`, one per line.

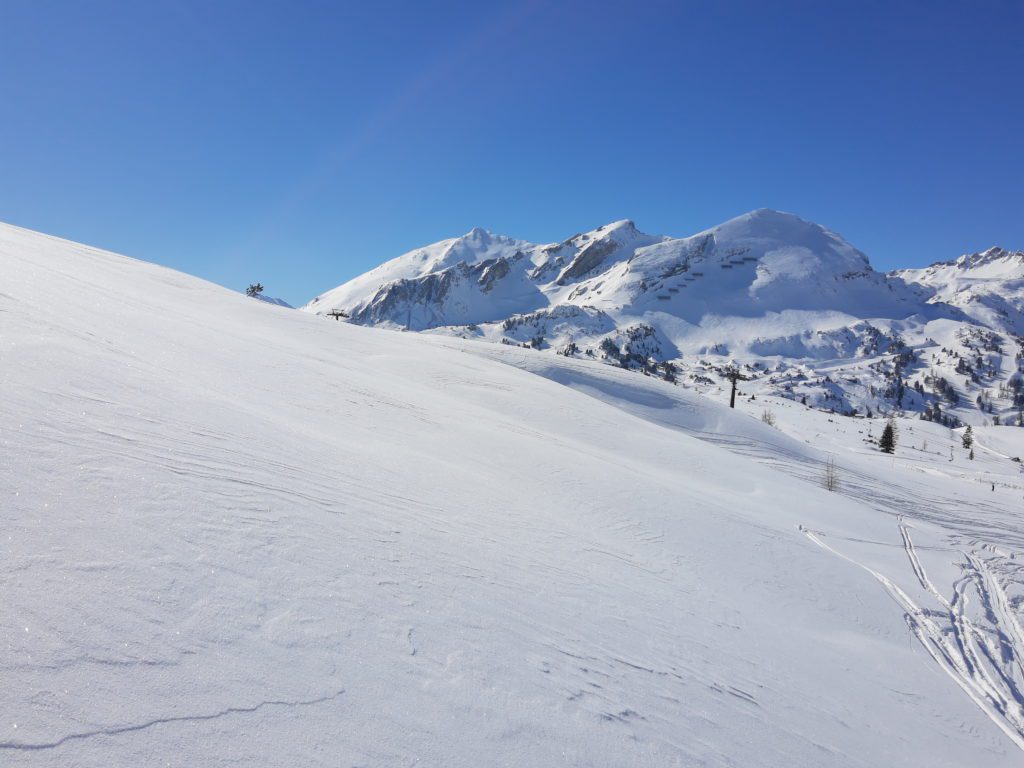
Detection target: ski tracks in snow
<box><xmin>698</xmin><ymin>425</ymin><xmax>1024</xmax><ymax>750</ymax></box>
<box><xmin>801</xmin><ymin>523</ymin><xmax>1024</xmax><ymax>751</ymax></box>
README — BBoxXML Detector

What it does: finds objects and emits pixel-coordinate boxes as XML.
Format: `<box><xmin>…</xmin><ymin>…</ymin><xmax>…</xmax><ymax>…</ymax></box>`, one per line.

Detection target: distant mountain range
<box><xmin>893</xmin><ymin>247</ymin><xmax>1024</xmax><ymax>333</ymax></box>
<box><xmin>304</xmin><ymin>210</ymin><xmax>1024</xmax><ymax>426</ymax></box>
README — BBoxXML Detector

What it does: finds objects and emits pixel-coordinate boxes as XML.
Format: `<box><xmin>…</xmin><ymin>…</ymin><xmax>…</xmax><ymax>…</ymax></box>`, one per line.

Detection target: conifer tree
<box><xmin>879</xmin><ymin>419</ymin><xmax>896</xmax><ymax>454</ymax></box>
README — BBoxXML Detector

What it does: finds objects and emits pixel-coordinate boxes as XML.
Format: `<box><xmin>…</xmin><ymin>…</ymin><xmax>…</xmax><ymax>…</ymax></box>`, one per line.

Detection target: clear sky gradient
<box><xmin>2</xmin><ymin>1</ymin><xmax>1022</xmax><ymax>305</ymax></box>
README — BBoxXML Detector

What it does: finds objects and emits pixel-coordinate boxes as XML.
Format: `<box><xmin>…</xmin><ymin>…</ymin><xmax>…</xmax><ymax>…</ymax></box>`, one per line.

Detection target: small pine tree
<box><xmin>246</xmin><ymin>283</ymin><xmax>264</xmax><ymax>297</ymax></box>
<box><xmin>962</xmin><ymin>425</ymin><xmax>974</xmax><ymax>450</ymax></box>
<box><xmin>879</xmin><ymin>419</ymin><xmax>896</xmax><ymax>454</ymax></box>
<box><xmin>969</xmin><ymin>448</ymin><xmax>975</xmax><ymax>460</ymax></box>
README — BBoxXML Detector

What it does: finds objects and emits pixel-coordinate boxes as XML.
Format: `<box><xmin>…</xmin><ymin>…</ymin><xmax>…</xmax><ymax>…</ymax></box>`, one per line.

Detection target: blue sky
<box><xmin>2</xmin><ymin>1</ymin><xmax>1022</xmax><ymax>305</ymax></box>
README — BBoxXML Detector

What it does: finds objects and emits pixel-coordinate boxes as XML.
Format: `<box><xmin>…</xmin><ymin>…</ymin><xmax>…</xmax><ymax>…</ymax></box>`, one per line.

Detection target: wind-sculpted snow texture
<box><xmin>3</xmin><ymin>222</ymin><xmax>1024</xmax><ymax>766</ymax></box>
<box><xmin>307</xmin><ymin>210</ymin><xmax>1024</xmax><ymax>427</ymax></box>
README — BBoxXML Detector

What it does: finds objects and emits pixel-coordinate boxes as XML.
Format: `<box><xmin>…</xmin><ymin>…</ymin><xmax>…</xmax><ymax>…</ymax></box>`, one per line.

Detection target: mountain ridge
<box><xmin>303</xmin><ymin>210</ymin><xmax>1024</xmax><ymax>426</ymax></box>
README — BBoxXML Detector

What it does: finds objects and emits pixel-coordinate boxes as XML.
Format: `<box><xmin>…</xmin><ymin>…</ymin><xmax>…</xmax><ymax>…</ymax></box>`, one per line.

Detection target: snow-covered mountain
<box><xmin>5</xmin><ymin>220</ymin><xmax>1024</xmax><ymax>765</ymax></box>
<box><xmin>895</xmin><ymin>247</ymin><xmax>1024</xmax><ymax>334</ymax></box>
<box><xmin>305</xmin><ymin>210</ymin><xmax>1024</xmax><ymax>426</ymax></box>
<box><xmin>306</xmin><ymin>210</ymin><xmax>929</xmax><ymax>326</ymax></box>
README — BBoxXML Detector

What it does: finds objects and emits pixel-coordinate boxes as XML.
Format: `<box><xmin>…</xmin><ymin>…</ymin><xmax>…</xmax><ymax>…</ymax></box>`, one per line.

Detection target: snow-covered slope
<box><xmin>5</xmin><ymin>221</ymin><xmax>1024</xmax><ymax>765</ymax></box>
<box><xmin>306</xmin><ymin>211</ymin><xmax>1024</xmax><ymax>427</ymax></box>
<box><xmin>895</xmin><ymin>247</ymin><xmax>1024</xmax><ymax>334</ymax></box>
<box><xmin>252</xmin><ymin>292</ymin><xmax>293</xmax><ymax>308</ymax></box>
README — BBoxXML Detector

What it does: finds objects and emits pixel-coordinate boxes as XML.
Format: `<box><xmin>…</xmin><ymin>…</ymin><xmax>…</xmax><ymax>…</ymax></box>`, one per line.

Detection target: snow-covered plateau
<box><xmin>4</xmin><ymin>220</ymin><xmax>1024</xmax><ymax>766</ymax></box>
